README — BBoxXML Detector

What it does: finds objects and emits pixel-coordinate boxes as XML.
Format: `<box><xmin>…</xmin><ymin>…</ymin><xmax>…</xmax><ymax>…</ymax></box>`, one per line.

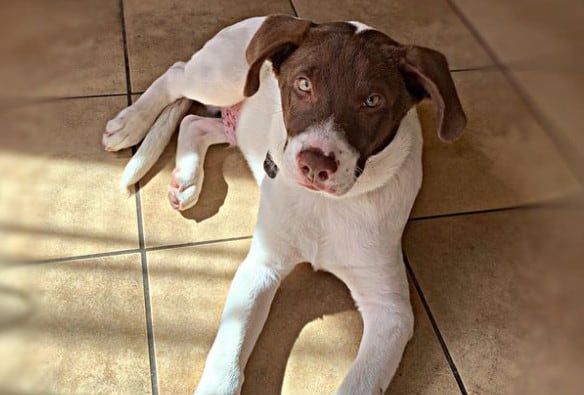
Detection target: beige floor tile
<box><xmin>0</xmin><ymin>254</ymin><xmax>151</xmax><ymax>394</ymax></box>
<box><xmin>403</xmin><ymin>208</ymin><xmax>584</xmax><ymax>394</ymax></box>
<box><xmin>451</xmin><ymin>0</ymin><xmax>584</xmax><ymax>69</ymax></box>
<box><xmin>0</xmin><ymin>97</ymin><xmax>139</xmax><ymax>262</ymax></box>
<box><xmin>124</xmin><ymin>0</ymin><xmax>294</xmax><ymax>92</ymax></box>
<box><xmin>510</xmin><ymin>70</ymin><xmax>584</xmax><ymax>169</ymax></box>
<box><xmin>148</xmin><ymin>242</ymin><xmax>458</xmax><ymax>394</ymax></box>
<box><xmin>411</xmin><ymin>70</ymin><xmax>581</xmax><ymax>218</ymax></box>
<box><xmin>448</xmin><ymin>0</ymin><xmax>584</xmax><ymax>178</ymax></box>
<box><xmin>291</xmin><ymin>0</ymin><xmax>493</xmax><ymax>70</ymax></box>
<box><xmin>0</xmin><ymin>0</ymin><xmax>126</xmax><ymax>99</ymax></box>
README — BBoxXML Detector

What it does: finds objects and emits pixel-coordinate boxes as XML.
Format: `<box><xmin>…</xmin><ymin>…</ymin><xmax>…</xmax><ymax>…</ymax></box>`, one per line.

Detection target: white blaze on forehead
<box><xmin>349</xmin><ymin>21</ymin><xmax>375</xmax><ymax>33</ymax></box>
<box><xmin>293</xmin><ymin>118</ymin><xmax>345</xmax><ymax>155</ymax></box>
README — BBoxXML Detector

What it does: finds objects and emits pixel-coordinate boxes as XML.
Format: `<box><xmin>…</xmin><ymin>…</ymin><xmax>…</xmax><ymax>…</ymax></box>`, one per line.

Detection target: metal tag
<box><xmin>263</xmin><ymin>151</ymin><xmax>279</xmax><ymax>179</ymax></box>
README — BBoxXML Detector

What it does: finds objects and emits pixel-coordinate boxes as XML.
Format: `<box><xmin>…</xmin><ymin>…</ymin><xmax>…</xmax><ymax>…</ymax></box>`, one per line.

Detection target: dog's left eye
<box><xmin>296</xmin><ymin>77</ymin><xmax>312</xmax><ymax>92</ymax></box>
<box><xmin>364</xmin><ymin>94</ymin><xmax>382</xmax><ymax>108</ymax></box>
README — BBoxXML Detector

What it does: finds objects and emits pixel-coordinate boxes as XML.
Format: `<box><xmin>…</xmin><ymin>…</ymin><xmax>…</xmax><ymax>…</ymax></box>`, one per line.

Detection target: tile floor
<box><xmin>1</xmin><ymin>1</ymin><xmax>583</xmax><ymax>394</ymax></box>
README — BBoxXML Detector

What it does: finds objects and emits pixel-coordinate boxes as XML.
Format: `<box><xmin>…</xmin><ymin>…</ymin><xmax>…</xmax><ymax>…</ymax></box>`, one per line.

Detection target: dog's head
<box><xmin>244</xmin><ymin>15</ymin><xmax>467</xmax><ymax>197</ymax></box>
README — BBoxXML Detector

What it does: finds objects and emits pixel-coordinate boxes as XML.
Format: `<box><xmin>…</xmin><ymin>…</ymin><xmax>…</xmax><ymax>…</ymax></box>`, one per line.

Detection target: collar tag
<box><xmin>263</xmin><ymin>151</ymin><xmax>279</xmax><ymax>179</ymax></box>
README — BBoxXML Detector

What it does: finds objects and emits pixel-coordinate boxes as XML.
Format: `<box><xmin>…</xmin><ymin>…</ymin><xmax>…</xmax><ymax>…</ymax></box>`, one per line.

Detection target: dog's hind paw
<box><xmin>103</xmin><ymin>106</ymin><xmax>149</xmax><ymax>152</ymax></box>
<box><xmin>167</xmin><ymin>167</ymin><xmax>202</xmax><ymax>211</ymax></box>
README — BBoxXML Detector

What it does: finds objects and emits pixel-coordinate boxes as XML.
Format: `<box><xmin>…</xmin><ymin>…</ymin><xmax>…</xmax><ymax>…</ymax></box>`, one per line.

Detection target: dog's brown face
<box><xmin>244</xmin><ymin>15</ymin><xmax>467</xmax><ymax>196</ymax></box>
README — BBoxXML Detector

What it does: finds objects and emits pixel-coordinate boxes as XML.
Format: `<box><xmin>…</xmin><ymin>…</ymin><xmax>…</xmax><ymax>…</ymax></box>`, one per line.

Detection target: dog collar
<box><xmin>263</xmin><ymin>151</ymin><xmax>279</xmax><ymax>179</ymax></box>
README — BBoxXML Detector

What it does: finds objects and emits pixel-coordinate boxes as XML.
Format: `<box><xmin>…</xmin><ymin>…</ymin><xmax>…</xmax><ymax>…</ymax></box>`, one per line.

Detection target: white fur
<box><xmin>349</xmin><ymin>21</ymin><xmax>374</xmax><ymax>33</ymax></box>
<box><xmin>106</xmin><ymin>17</ymin><xmax>423</xmax><ymax>395</ymax></box>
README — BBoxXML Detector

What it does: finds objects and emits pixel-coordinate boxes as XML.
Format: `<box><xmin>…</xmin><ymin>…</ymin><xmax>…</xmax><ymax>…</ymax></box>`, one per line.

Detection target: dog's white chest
<box><xmin>259</xmin><ymin>177</ymin><xmax>406</xmax><ymax>272</ymax></box>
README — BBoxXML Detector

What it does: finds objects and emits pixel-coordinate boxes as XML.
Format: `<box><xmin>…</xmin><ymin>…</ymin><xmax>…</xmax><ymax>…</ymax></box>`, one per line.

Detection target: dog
<box><xmin>103</xmin><ymin>14</ymin><xmax>466</xmax><ymax>395</ymax></box>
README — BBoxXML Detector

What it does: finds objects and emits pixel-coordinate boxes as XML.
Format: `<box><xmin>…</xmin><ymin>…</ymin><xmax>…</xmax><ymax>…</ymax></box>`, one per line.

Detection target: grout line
<box><xmin>119</xmin><ymin>0</ymin><xmax>159</xmax><ymax>393</ymax></box>
<box><xmin>145</xmin><ymin>235</ymin><xmax>253</xmax><ymax>253</ymax></box>
<box><xmin>139</xmin><ymin>245</ymin><xmax>159</xmax><ymax>395</ymax></box>
<box><xmin>403</xmin><ymin>253</ymin><xmax>468</xmax><ymax>394</ymax></box>
<box><xmin>1</xmin><ymin>248</ymin><xmax>141</xmax><ymax>267</ymax></box>
<box><xmin>131</xmin><ymin>149</ymin><xmax>159</xmax><ymax>395</ymax></box>
<box><xmin>0</xmin><ymin>236</ymin><xmax>254</xmax><ymax>268</ymax></box>
<box><xmin>0</xmin><ymin>91</ymin><xmax>145</xmax><ymax>113</ymax></box>
<box><xmin>409</xmin><ymin>201</ymin><xmax>552</xmax><ymax>222</ymax></box>
<box><xmin>132</xmin><ymin>174</ymin><xmax>145</xmax><ymax>251</ymax></box>
<box><xmin>119</xmin><ymin>0</ymin><xmax>133</xmax><ymax>104</ymax></box>
<box><xmin>288</xmin><ymin>0</ymin><xmax>299</xmax><ymax>16</ymax></box>
<box><xmin>450</xmin><ymin>64</ymin><xmax>499</xmax><ymax>73</ymax></box>
<box><xmin>445</xmin><ymin>0</ymin><xmax>584</xmax><ymax>186</ymax></box>
<box><xmin>0</xmin><ymin>93</ymin><xmax>128</xmax><ymax>113</ymax></box>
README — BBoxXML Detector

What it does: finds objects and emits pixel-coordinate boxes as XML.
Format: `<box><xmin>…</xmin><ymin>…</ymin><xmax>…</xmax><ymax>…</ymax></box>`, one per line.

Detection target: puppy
<box><xmin>104</xmin><ymin>15</ymin><xmax>466</xmax><ymax>395</ymax></box>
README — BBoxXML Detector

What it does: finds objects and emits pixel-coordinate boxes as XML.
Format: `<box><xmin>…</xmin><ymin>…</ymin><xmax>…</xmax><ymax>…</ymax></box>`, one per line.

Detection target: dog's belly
<box><xmin>220</xmin><ymin>101</ymin><xmax>244</xmax><ymax>146</ymax></box>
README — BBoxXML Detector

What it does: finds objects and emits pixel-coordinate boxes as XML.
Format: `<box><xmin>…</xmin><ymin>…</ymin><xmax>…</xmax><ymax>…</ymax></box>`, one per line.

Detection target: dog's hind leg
<box><xmin>168</xmin><ymin>115</ymin><xmax>227</xmax><ymax>211</ymax></box>
<box><xmin>103</xmin><ymin>16</ymin><xmax>266</xmax><ymax>152</ymax></box>
<box><xmin>103</xmin><ymin>61</ymin><xmax>191</xmax><ymax>152</ymax></box>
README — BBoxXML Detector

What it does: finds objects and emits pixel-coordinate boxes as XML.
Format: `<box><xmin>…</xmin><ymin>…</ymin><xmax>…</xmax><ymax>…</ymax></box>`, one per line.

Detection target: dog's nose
<box><xmin>297</xmin><ymin>148</ymin><xmax>338</xmax><ymax>182</ymax></box>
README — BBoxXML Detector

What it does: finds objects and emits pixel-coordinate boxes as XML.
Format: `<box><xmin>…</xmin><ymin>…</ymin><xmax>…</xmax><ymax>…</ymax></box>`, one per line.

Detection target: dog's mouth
<box><xmin>296</xmin><ymin>179</ymin><xmax>339</xmax><ymax>195</ymax></box>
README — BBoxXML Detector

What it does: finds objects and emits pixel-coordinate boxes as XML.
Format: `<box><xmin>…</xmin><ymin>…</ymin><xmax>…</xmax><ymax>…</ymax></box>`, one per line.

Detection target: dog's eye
<box><xmin>296</xmin><ymin>77</ymin><xmax>312</xmax><ymax>92</ymax></box>
<box><xmin>364</xmin><ymin>94</ymin><xmax>381</xmax><ymax>108</ymax></box>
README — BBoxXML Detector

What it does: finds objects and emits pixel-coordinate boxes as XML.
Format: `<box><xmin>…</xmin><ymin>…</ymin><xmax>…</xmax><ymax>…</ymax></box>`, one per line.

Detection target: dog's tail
<box><xmin>120</xmin><ymin>98</ymin><xmax>192</xmax><ymax>191</ymax></box>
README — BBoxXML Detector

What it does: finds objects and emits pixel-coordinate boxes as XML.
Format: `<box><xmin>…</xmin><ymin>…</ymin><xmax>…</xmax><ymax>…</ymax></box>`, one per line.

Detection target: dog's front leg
<box><xmin>334</xmin><ymin>255</ymin><xmax>414</xmax><ymax>395</ymax></box>
<box><xmin>195</xmin><ymin>241</ymin><xmax>291</xmax><ymax>395</ymax></box>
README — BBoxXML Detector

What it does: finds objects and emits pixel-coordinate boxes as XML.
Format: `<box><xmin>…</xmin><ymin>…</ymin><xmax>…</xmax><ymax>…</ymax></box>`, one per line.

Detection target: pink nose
<box><xmin>297</xmin><ymin>148</ymin><xmax>338</xmax><ymax>182</ymax></box>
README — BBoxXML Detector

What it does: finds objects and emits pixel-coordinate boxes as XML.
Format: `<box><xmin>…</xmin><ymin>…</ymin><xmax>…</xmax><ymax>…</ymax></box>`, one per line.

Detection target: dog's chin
<box><xmin>291</xmin><ymin>177</ymin><xmax>354</xmax><ymax>197</ymax></box>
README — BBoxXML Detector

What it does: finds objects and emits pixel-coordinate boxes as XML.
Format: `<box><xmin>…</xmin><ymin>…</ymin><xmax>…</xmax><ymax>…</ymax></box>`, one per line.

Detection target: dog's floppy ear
<box><xmin>399</xmin><ymin>46</ymin><xmax>467</xmax><ymax>142</ymax></box>
<box><xmin>244</xmin><ymin>15</ymin><xmax>313</xmax><ymax>97</ymax></box>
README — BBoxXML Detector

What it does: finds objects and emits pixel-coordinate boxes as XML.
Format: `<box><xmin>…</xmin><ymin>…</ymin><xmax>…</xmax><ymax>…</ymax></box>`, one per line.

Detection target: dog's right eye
<box><xmin>295</xmin><ymin>77</ymin><xmax>312</xmax><ymax>93</ymax></box>
<box><xmin>363</xmin><ymin>94</ymin><xmax>382</xmax><ymax>108</ymax></box>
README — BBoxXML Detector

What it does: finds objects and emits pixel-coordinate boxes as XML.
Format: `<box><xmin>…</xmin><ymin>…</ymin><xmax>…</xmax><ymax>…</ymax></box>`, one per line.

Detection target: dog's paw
<box><xmin>167</xmin><ymin>167</ymin><xmax>202</xmax><ymax>211</ymax></box>
<box><xmin>103</xmin><ymin>106</ymin><xmax>149</xmax><ymax>152</ymax></box>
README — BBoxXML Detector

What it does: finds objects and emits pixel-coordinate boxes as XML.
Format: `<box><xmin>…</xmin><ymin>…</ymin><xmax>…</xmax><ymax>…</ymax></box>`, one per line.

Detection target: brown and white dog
<box><xmin>103</xmin><ymin>15</ymin><xmax>466</xmax><ymax>395</ymax></box>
